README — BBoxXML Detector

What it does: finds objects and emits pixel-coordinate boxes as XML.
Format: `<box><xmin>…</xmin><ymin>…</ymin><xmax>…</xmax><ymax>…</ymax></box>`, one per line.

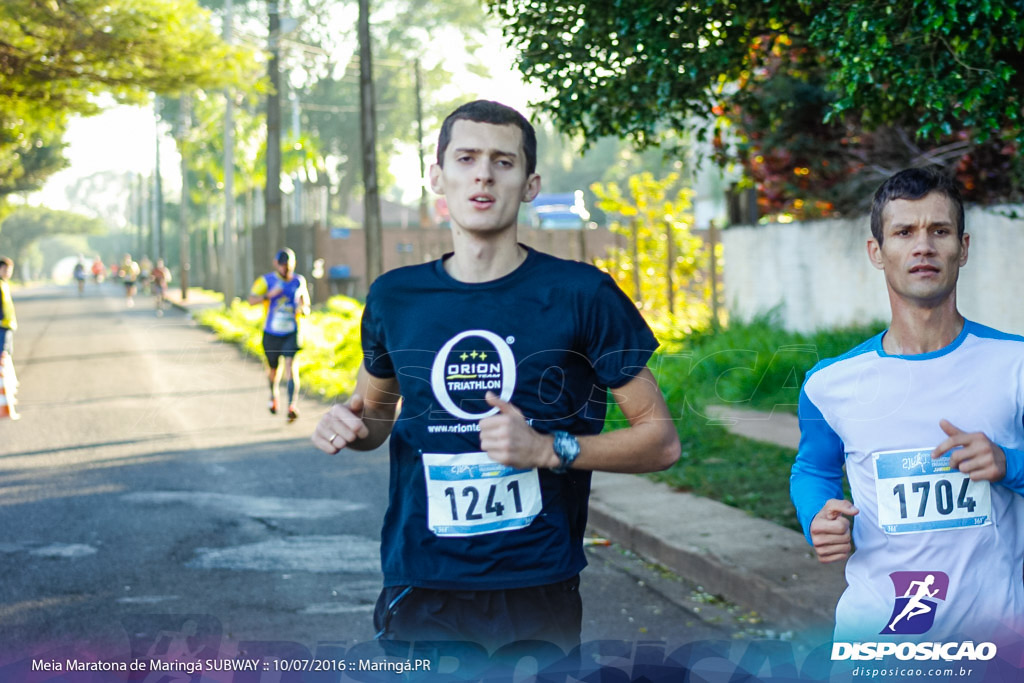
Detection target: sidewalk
<box><xmin>591</xmin><ymin>406</ymin><xmax>845</xmax><ymax>633</ymax></box>
<box><xmin>168</xmin><ymin>291</ymin><xmax>845</xmax><ymax>632</ymax></box>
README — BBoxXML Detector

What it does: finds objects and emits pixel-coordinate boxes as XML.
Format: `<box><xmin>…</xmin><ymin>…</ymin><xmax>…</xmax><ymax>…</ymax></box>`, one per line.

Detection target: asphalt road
<box><xmin>0</xmin><ymin>283</ymin><xmax>779</xmax><ymax>676</ymax></box>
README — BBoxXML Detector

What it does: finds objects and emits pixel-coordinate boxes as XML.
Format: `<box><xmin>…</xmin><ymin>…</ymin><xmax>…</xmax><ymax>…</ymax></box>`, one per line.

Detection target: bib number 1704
<box><xmin>891</xmin><ymin>478</ymin><xmax>975</xmax><ymax>519</ymax></box>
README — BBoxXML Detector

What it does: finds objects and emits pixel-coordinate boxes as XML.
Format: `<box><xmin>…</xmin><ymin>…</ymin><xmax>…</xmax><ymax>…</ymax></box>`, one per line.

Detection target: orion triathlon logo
<box><xmin>430</xmin><ymin>330</ymin><xmax>516</xmax><ymax>421</ymax></box>
<box><xmin>882</xmin><ymin>571</ymin><xmax>950</xmax><ymax>635</ymax></box>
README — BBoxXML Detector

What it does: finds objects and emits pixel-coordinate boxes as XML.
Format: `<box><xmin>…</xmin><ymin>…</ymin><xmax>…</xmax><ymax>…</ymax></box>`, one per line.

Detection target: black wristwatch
<box><xmin>551</xmin><ymin>431</ymin><xmax>580</xmax><ymax>474</ymax></box>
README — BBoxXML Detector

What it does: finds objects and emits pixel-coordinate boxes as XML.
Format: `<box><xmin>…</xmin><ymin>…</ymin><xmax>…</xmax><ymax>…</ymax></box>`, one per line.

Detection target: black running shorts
<box><xmin>373</xmin><ymin>575</ymin><xmax>582</xmax><ymax>657</ymax></box>
<box><xmin>262</xmin><ymin>331</ymin><xmax>300</xmax><ymax>369</ymax></box>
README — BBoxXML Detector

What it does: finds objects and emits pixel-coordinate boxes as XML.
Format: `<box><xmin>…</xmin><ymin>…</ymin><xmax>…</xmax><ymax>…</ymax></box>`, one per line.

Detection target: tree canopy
<box><xmin>0</xmin><ymin>0</ymin><xmax>256</xmax><ymax>203</ymax></box>
<box><xmin>811</xmin><ymin>1</ymin><xmax>1024</xmax><ymax>141</ymax></box>
<box><xmin>489</xmin><ymin>0</ymin><xmax>1024</xmax><ymax>215</ymax></box>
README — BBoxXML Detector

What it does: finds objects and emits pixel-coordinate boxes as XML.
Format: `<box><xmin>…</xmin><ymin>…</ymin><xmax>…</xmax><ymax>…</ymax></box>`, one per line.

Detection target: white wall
<box><xmin>721</xmin><ymin>206</ymin><xmax>1024</xmax><ymax>335</ymax></box>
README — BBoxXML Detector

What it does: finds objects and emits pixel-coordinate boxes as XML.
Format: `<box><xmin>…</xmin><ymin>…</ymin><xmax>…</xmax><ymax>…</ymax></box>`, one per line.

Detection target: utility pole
<box><xmin>359</xmin><ymin>0</ymin><xmax>383</xmax><ymax>286</ymax></box>
<box><xmin>291</xmin><ymin>90</ymin><xmax>302</xmax><ymax>226</ymax></box>
<box><xmin>265</xmin><ymin>0</ymin><xmax>283</xmax><ymax>260</ymax></box>
<box><xmin>709</xmin><ymin>220</ymin><xmax>720</xmax><ymax>330</ymax></box>
<box><xmin>222</xmin><ymin>0</ymin><xmax>238</xmax><ymax>302</ymax></box>
<box><xmin>133</xmin><ymin>174</ymin><xmax>144</xmax><ymax>257</ymax></box>
<box><xmin>153</xmin><ymin>97</ymin><xmax>165</xmax><ymax>261</ymax></box>
<box><xmin>631</xmin><ymin>218</ymin><xmax>641</xmax><ymax>306</ymax></box>
<box><xmin>141</xmin><ymin>173</ymin><xmax>151</xmax><ymax>259</ymax></box>
<box><xmin>415</xmin><ymin>58</ymin><xmax>429</xmax><ymax>228</ymax></box>
<box><xmin>178</xmin><ymin>95</ymin><xmax>191</xmax><ymax>300</ymax></box>
<box><xmin>665</xmin><ymin>219</ymin><xmax>675</xmax><ymax>316</ymax></box>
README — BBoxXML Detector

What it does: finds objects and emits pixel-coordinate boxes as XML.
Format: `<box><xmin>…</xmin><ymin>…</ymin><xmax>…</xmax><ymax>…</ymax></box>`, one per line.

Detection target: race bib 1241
<box><xmin>873</xmin><ymin>447</ymin><xmax>991</xmax><ymax>535</ymax></box>
<box><xmin>422</xmin><ymin>452</ymin><xmax>542</xmax><ymax>537</ymax></box>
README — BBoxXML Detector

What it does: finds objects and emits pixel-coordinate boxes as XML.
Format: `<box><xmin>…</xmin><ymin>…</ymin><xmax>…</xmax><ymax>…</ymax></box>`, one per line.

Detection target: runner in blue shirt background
<box><xmin>249</xmin><ymin>247</ymin><xmax>310</xmax><ymax>422</ymax></box>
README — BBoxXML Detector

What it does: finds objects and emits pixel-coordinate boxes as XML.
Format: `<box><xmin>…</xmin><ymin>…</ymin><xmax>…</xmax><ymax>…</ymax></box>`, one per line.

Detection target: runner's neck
<box><xmin>444</xmin><ymin>232</ymin><xmax>526</xmax><ymax>283</ymax></box>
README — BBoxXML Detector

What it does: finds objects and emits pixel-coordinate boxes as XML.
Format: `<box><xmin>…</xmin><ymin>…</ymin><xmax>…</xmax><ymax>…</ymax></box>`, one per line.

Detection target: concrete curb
<box><xmin>588</xmin><ymin>471</ymin><xmax>846</xmax><ymax>631</ymax></box>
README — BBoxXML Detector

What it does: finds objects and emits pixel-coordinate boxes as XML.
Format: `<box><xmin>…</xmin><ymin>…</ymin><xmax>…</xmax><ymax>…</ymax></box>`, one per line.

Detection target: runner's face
<box><xmin>430</xmin><ymin>120</ymin><xmax>540</xmax><ymax>236</ymax></box>
<box><xmin>868</xmin><ymin>192</ymin><xmax>968</xmax><ymax>308</ymax></box>
<box><xmin>276</xmin><ymin>260</ymin><xmax>294</xmax><ymax>279</ymax></box>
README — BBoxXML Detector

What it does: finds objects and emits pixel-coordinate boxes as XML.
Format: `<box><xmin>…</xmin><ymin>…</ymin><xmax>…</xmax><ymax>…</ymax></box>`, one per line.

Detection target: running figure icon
<box><xmin>887</xmin><ymin>574</ymin><xmax>939</xmax><ymax>632</ymax></box>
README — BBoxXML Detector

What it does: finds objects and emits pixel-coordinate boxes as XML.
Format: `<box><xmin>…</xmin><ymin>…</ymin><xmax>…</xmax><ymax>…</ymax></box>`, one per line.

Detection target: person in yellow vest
<box><xmin>0</xmin><ymin>257</ymin><xmax>20</xmax><ymax>419</ymax></box>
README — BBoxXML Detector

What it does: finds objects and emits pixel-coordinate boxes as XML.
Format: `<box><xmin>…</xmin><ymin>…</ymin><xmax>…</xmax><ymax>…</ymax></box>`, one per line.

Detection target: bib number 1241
<box><xmin>423</xmin><ymin>451</ymin><xmax>542</xmax><ymax>537</ymax></box>
<box><xmin>444</xmin><ymin>480</ymin><xmax>523</xmax><ymax>521</ymax></box>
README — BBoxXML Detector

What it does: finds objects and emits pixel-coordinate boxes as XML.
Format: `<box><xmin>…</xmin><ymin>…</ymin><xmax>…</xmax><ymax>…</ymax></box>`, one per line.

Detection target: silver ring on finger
<box><xmin>328</xmin><ymin>433</ymin><xmax>338</xmax><ymax>446</ymax></box>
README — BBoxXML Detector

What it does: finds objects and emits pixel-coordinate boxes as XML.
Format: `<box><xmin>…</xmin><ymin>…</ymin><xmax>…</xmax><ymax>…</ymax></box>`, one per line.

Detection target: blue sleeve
<box><xmin>1000</xmin><ymin>447</ymin><xmax>1024</xmax><ymax>496</ymax></box>
<box><xmin>790</xmin><ymin>383</ymin><xmax>846</xmax><ymax>543</ymax></box>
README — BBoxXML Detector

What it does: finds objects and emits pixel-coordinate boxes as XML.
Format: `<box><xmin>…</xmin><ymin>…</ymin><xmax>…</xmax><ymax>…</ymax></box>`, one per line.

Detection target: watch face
<box><xmin>554</xmin><ymin>431</ymin><xmax>580</xmax><ymax>473</ymax></box>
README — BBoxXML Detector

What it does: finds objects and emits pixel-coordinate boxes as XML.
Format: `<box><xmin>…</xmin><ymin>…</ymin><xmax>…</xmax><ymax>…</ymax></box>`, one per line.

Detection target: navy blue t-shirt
<box><xmin>361</xmin><ymin>246</ymin><xmax>658</xmax><ymax>590</ymax></box>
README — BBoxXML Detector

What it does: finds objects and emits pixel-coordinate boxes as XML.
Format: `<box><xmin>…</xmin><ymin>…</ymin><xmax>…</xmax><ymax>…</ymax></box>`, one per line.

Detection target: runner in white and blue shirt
<box><xmin>248</xmin><ymin>248</ymin><xmax>310</xmax><ymax>421</ymax></box>
<box><xmin>790</xmin><ymin>166</ymin><xmax>1024</xmax><ymax>647</ymax></box>
<box><xmin>792</xmin><ymin>320</ymin><xmax>1024</xmax><ymax>642</ymax></box>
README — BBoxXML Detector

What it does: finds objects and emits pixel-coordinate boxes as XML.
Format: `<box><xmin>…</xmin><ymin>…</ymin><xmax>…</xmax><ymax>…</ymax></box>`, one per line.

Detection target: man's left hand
<box><xmin>479</xmin><ymin>392</ymin><xmax>557</xmax><ymax>470</ymax></box>
<box><xmin>932</xmin><ymin>419</ymin><xmax>1006</xmax><ymax>482</ymax></box>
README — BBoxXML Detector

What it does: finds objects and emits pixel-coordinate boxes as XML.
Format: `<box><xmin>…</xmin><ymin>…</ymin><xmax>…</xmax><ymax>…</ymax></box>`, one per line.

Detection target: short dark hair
<box><xmin>870</xmin><ymin>167</ymin><xmax>964</xmax><ymax>246</ymax></box>
<box><xmin>436</xmin><ymin>100</ymin><xmax>537</xmax><ymax>176</ymax></box>
<box><xmin>0</xmin><ymin>257</ymin><xmax>12</xmax><ymax>269</ymax></box>
<box><xmin>276</xmin><ymin>248</ymin><xmax>295</xmax><ymax>265</ymax></box>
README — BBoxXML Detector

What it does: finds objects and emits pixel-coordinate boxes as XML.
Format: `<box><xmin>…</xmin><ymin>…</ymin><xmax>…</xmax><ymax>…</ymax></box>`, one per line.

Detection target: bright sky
<box><xmin>33</xmin><ymin>103</ymin><xmax>182</xmax><ymax>212</ymax></box>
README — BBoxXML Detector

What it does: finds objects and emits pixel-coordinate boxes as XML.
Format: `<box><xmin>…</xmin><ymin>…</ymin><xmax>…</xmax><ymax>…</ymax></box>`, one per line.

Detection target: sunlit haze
<box><xmin>34</xmin><ymin>28</ymin><xmax>542</xmax><ymax>215</ymax></box>
<box><xmin>33</xmin><ymin>103</ymin><xmax>181</xmax><ymax>213</ymax></box>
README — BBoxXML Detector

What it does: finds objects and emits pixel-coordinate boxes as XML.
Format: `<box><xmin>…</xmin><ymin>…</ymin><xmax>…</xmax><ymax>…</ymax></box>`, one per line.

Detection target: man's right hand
<box><xmin>809</xmin><ymin>498</ymin><xmax>859</xmax><ymax>564</ymax></box>
<box><xmin>312</xmin><ymin>394</ymin><xmax>370</xmax><ymax>454</ymax></box>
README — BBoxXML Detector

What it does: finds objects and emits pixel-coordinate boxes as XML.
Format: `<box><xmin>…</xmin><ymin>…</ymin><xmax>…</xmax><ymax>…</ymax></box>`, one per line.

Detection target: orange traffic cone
<box><xmin>0</xmin><ymin>356</ymin><xmax>19</xmax><ymax>420</ymax></box>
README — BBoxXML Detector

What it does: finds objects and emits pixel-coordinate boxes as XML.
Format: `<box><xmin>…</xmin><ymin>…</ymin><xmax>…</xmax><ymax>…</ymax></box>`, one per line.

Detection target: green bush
<box><xmin>653</xmin><ymin>311</ymin><xmax>886</xmax><ymax>416</ymax></box>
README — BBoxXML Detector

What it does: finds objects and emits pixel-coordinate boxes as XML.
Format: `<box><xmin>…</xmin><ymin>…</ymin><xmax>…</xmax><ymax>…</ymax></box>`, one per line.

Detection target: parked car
<box><xmin>528</xmin><ymin>191</ymin><xmax>591</xmax><ymax>229</ymax></box>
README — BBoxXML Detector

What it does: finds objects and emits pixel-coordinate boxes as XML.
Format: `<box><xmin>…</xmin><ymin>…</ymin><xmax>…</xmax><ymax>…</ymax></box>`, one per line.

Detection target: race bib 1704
<box><xmin>422</xmin><ymin>452</ymin><xmax>542</xmax><ymax>537</ymax></box>
<box><xmin>873</xmin><ymin>447</ymin><xmax>991</xmax><ymax>535</ymax></box>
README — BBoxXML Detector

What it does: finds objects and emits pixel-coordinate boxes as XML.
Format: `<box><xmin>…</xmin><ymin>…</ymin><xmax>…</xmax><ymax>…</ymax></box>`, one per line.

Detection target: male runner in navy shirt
<box><xmin>312</xmin><ymin>100</ymin><xmax>680</xmax><ymax>654</ymax></box>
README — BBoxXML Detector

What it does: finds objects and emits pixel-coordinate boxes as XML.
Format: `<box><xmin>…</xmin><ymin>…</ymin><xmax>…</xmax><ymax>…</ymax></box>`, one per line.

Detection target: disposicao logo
<box><xmin>831</xmin><ymin>570</ymin><xmax>998</xmax><ymax>663</ymax></box>
<box><xmin>882</xmin><ymin>571</ymin><xmax>948</xmax><ymax>635</ymax></box>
